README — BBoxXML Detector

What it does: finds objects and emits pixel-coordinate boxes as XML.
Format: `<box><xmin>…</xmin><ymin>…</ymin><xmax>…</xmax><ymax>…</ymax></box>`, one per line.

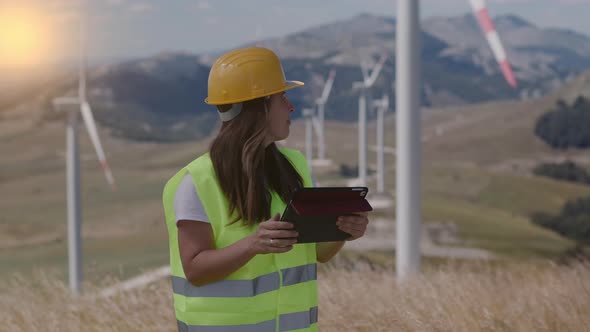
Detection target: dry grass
<box><xmin>2</xmin><ymin>261</ymin><xmax>590</xmax><ymax>332</ymax></box>
<box><xmin>0</xmin><ymin>272</ymin><xmax>175</xmax><ymax>332</ymax></box>
<box><xmin>319</xmin><ymin>261</ymin><xmax>590</xmax><ymax>332</ymax></box>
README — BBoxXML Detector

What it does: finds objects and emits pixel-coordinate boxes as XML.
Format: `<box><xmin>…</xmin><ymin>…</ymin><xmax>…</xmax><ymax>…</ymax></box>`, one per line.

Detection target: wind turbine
<box><xmin>52</xmin><ymin>1</ymin><xmax>116</xmax><ymax>295</ymax></box>
<box><xmin>352</xmin><ymin>53</ymin><xmax>387</xmax><ymax>187</ymax></box>
<box><xmin>365</xmin><ymin>91</ymin><xmax>394</xmax><ymax>210</ymax></box>
<box><xmin>395</xmin><ymin>0</ymin><xmax>517</xmax><ymax>281</ymax></box>
<box><xmin>311</xmin><ymin>69</ymin><xmax>336</xmax><ymax>167</ymax></box>
<box><xmin>302</xmin><ymin>108</ymin><xmax>314</xmax><ymax>172</ymax></box>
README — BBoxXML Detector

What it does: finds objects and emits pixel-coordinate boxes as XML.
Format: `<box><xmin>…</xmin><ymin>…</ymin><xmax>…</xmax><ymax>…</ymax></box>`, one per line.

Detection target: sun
<box><xmin>0</xmin><ymin>6</ymin><xmax>54</xmax><ymax>68</ymax></box>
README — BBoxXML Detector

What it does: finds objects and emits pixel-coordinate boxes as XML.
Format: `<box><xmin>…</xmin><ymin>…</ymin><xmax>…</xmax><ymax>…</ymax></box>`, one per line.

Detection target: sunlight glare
<box><xmin>0</xmin><ymin>6</ymin><xmax>55</xmax><ymax>68</ymax></box>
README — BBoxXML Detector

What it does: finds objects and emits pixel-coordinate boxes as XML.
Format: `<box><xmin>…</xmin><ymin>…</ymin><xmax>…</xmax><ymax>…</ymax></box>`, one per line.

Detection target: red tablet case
<box><xmin>280</xmin><ymin>187</ymin><xmax>373</xmax><ymax>243</ymax></box>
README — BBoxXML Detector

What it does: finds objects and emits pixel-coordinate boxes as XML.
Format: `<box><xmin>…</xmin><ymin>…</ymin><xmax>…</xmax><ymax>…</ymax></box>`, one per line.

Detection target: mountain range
<box><xmin>13</xmin><ymin>13</ymin><xmax>590</xmax><ymax>142</ymax></box>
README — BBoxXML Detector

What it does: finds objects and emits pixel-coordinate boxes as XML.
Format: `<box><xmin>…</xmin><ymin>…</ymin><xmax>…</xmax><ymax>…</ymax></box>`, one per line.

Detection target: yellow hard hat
<box><xmin>205</xmin><ymin>47</ymin><xmax>304</xmax><ymax>105</ymax></box>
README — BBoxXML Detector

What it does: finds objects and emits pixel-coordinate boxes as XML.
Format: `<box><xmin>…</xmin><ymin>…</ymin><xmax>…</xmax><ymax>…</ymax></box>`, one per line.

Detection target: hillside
<box><xmin>3</xmin><ymin>71</ymin><xmax>590</xmax><ymax>281</ymax></box>
<box><xmin>549</xmin><ymin>70</ymin><xmax>590</xmax><ymax>104</ymax></box>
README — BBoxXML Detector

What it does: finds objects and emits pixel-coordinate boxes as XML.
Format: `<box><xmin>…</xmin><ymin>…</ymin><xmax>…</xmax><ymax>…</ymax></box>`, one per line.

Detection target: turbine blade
<box><xmin>80</xmin><ymin>102</ymin><xmax>117</xmax><ymax>191</ymax></box>
<box><xmin>311</xmin><ymin>115</ymin><xmax>322</xmax><ymax>138</ymax></box>
<box><xmin>366</xmin><ymin>53</ymin><xmax>387</xmax><ymax>87</ymax></box>
<box><xmin>379</xmin><ymin>94</ymin><xmax>389</xmax><ymax>111</ymax></box>
<box><xmin>360</xmin><ymin>60</ymin><xmax>370</xmax><ymax>82</ymax></box>
<box><xmin>319</xmin><ymin>69</ymin><xmax>337</xmax><ymax>103</ymax></box>
<box><xmin>469</xmin><ymin>0</ymin><xmax>517</xmax><ymax>88</ymax></box>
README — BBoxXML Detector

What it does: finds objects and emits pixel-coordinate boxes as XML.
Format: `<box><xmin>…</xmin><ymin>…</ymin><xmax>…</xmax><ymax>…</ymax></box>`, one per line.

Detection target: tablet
<box><xmin>280</xmin><ymin>187</ymin><xmax>373</xmax><ymax>243</ymax></box>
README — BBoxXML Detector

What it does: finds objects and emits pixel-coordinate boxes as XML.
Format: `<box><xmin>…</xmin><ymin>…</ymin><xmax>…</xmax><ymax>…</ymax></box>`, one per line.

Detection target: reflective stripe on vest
<box><xmin>172</xmin><ymin>263</ymin><xmax>316</xmax><ymax>297</ymax></box>
<box><xmin>280</xmin><ymin>306</ymin><xmax>318</xmax><ymax>331</ymax></box>
<box><xmin>162</xmin><ymin>147</ymin><xmax>318</xmax><ymax>331</ymax></box>
<box><xmin>177</xmin><ymin>307</ymin><xmax>318</xmax><ymax>332</ymax></box>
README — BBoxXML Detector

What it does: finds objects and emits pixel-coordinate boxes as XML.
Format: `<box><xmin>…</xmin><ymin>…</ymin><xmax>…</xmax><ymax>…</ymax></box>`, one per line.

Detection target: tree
<box><xmin>533</xmin><ymin>161</ymin><xmax>590</xmax><ymax>185</ymax></box>
<box><xmin>534</xmin><ymin>97</ymin><xmax>590</xmax><ymax>149</ymax></box>
<box><xmin>532</xmin><ymin>197</ymin><xmax>590</xmax><ymax>245</ymax></box>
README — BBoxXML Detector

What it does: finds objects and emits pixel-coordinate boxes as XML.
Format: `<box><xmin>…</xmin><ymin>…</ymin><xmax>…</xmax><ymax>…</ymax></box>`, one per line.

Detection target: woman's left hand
<box><xmin>336</xmin><ymin>212</ymin><xmax>369</xmax><ymax>241</ymax></box>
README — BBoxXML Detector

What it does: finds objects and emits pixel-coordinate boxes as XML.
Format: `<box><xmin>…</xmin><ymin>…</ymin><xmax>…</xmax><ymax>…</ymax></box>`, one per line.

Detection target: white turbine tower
<box><xmin>373</xmin><ymin>94</ymin><xmax>390</xmax><ymax>195</ymax></box>
<box><xmin>312</xmin><ymin>69</ymin><xmax>336</xmax><ymax>167</ymax></box>
<box><xmin>352</xmin><ymin>53</ymin><xmax>387</xmax><ymax>187</ymax></box>
<box><xmin>395</xmin><ymin>0</ymin><xmax>517</xmax><ymax>281</ymax></box>
<box><xmin>396</xmin><ymin>0</ymin><xmax>421</xmax><ymax>283</ymax></box>
<box><xmin>52</xmin><ymin>2</ymin><xmax>116</xmax><ymax>295</ymax></box>
<box><xmin>303</xmin><ymin>108</ymin><xmax>315</xmax><ymax>170</ymax></box>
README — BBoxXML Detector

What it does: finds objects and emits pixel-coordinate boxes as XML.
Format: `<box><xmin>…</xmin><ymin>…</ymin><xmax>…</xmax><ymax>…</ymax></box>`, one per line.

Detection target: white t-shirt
<box><xmin>174</xmin><ymin>174</ymin><xmax>210</xmax><ymax>224</ymax></box>
<box><xmin>174</xmin><ymin>174</ymin><xmax>315</xmax><ymax>224</ymax></box>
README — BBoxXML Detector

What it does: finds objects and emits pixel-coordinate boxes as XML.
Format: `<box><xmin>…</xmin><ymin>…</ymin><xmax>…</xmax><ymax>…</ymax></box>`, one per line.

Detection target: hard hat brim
<box><xmin>283</xmin><ymin>80</ymin><xmax>305</xmax><ymax>93</ymax></box>
<box><xmin>205</xmin><ymin>80</ymin><xmax>304</xmax><ymax>105</ymax></box>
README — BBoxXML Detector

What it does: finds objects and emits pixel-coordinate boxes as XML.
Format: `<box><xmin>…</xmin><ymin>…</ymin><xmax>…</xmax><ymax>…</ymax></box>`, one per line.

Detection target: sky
<box><xmin>2</xmin><ymin>0</ymin><xmax>590</xmax><ymax>67</ymax></box>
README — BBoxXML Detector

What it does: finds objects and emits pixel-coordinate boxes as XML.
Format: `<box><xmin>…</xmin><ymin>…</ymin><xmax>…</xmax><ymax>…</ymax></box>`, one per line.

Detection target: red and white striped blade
<box><xmin>469</xmin><ymin>0</ymin><xmax>517</xmax><ymax>88</ymax></box>
<box><xmin>80</xmin><ymin>101</ymin><xmax>117</xmax><ymax>191</ymax></box>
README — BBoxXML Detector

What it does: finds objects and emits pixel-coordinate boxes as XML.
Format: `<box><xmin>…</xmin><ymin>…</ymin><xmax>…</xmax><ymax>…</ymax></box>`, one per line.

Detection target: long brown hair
<box><xmin>209</xmin><ymin>97</ymin><xmax>303</xmax><ymax>226</ymax></box>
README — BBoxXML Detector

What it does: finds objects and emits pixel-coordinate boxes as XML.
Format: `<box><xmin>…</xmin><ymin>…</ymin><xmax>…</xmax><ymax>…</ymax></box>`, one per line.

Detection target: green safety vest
<box><xmin>162</xmin><ymin>147</ymin><xmax>318</xmax><ymax>332</ymax></box>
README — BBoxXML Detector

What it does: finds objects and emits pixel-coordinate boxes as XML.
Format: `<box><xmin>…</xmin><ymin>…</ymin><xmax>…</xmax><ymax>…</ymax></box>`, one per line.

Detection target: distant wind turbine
<box><xmin>353</xmin><ymin>53</ymin><xmax>387</xmax><ymax>187</ymax></box>
<box><xmin>311</xmin><ymin>69</ymin><xmax>336</xmax><ymax>166</ymax></box>
<box><xmin>373</xmin><ymin>93</ymin><xmax>389</xmax><ymax>195</ymax></box>
<box><xmin>52</xmin><ymin>1</ymin><xmax>116</xmax><ymax>295</ymax></box>
<box><xmin>302</xmin><ymin>108</ymin><xmax>314</xmax><ymax>172</ymax></box>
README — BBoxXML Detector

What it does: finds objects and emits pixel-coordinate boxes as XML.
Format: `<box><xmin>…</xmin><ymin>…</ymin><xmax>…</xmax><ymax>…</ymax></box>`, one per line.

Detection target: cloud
<box><xmin>54</xmin><ymin>9</ymin><xmax>79</xmax><ymax>23</ymax></box>
<box><xmin>487</xmin><ymin>0</ymin><xmax>535</xmax><ymax>3</ymax></box>
<box><xmin>44</xmin><ymin>0</ymin><xmax>81</xmax><ymax>10</ymax></box>
<box><xmin>129</xmin><ymin>3</ymin><xmax>154</xmax><ymax>13</ymax></box>
<box><xmin>194</xmin><ymin>1</ymin><xmax>211</xmax><ymax>10</ymax></box>
<box><xmin>271</xmin><ymin>5</ymin><xmax>286</xmax><ymax>17</ymax></box>
<box><xmin>106</xmin><ymin>0</ymin><xmax>126</xmax><ymax>6</ymax></box>
<box><xmin>205</xmin><ymin>17</ymin><xmax>219</xmax><ymax>25</ymax></box>
<box><xmin>556</xmin><ymin>0</ymin><xmax>590</xmax><ymax>3</ymax></box>
<box><xmin>488</xmin><ymin>0</ymin><xmax>590</xmax><ymax>3</ymax></box>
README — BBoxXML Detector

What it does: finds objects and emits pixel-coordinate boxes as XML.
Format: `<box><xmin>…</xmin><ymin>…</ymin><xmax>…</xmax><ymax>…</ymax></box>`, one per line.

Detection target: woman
<box><xmin>162</xmin><ymin>46</ymin><xmax>370</xmax><ymax>332</ymax></box>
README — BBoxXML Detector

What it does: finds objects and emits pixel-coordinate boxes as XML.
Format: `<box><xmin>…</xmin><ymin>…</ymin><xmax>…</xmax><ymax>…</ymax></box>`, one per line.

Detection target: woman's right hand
<box><xmin>247</xmin><ymin>213</ymin><xmax>298</xmax><ymax>255</ymax></box>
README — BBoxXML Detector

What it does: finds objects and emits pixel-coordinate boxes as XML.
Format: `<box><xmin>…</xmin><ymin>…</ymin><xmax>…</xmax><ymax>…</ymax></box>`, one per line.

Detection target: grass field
<box><xmin>2</xmin><ymin>260</ymin><xmax>589</xmax><ymax>332</ymax></box>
